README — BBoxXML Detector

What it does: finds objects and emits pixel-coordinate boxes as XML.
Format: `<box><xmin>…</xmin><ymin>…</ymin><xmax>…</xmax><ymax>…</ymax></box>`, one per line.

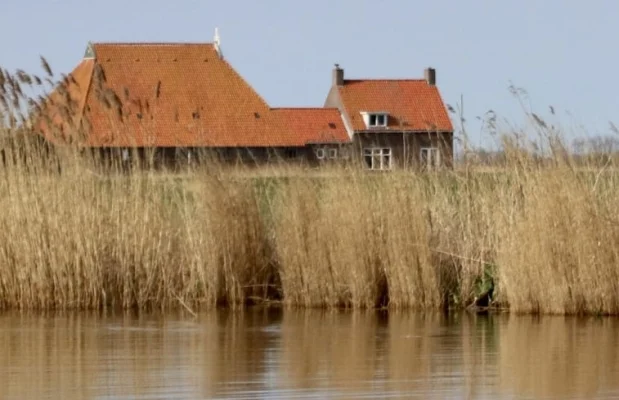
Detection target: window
<box><xmin>369</xmin><ymin>113</ymin><xmax>387</xmax><ymax>127</ymax></box>
<box><xmin>284</xmin><ymin>148</ymin><xmax>298</xmax><ymax>159</ymax></box>
<box><xmin>420</xmin><ymin>147</ymin><xmax>441</xmax><ymax>169</ymax></box>
<box><xmin>121</xmin><ymin>148</ymin><xmax>130</xmax><ymax>162</ymax></box>
<box><xmin>363</xmin><ymin>147</ymin><xmax>392</xmax><ymax>170</ymax></box>
<box><xmin>328</xmin><ymin>148</ymin><xmax>337</xmax><ymax>159</ymax></box>
<box><xmin>315</xmin><ymin>148</ymin><xmax>326</xmax><ymax>160</ymax></box>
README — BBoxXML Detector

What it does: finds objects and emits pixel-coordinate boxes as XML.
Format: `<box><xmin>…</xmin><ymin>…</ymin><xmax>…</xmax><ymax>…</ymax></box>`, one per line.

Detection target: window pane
<box><xmin>369</xmin><ymin>115</ymin><xmax>377</xmax><ymax>126</ymax></box>
<box><xmin>372</xmin><ymin>155</ymin><xmax>380</xmax><ymax>169</ymax></box>
<box><xmin>364</xmin><ymin>155</ymin><xmax>372</xmax><ymax>169</ymax></box>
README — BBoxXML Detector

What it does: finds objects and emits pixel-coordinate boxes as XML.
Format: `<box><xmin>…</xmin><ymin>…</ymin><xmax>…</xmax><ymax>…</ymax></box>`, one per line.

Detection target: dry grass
<box><xmin>1</xmin><ymin>63</ymin><xmax>619</xmax><ymax>314</ymax></box>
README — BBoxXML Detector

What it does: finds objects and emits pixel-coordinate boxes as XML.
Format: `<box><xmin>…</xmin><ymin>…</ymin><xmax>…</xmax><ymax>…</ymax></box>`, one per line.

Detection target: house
<box><xmin>37</xmin><ymin>41</ymin><xmax>349</xmax><ymax>168</ymax></box>
<box><xmin>37</xmin><ymin>34</ymin><xmax>452</xmax><ymax>170</ymax></box>
<box><xmin>324</xmin><ymin>65</ymin><xmax>453</xmax><ymax>170</ymax></box>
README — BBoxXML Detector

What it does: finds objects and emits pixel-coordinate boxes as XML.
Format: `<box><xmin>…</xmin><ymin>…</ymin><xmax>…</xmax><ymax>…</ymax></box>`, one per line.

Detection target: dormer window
<box><xmin>360</xmin><ymin>112</ymin><xmax>388</xmax><ymax>129</ymax></box>
<box><xmin>369</xmin><ymin>113</ymin><xmax>387</xmax><ymax>127</ymax></box>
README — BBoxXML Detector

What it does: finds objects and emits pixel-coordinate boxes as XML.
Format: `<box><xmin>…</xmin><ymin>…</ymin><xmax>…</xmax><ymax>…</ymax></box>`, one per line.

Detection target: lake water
<box><xmin>0</xmin><ymin>309</ymin><xmax>618</xmax><ymax>399</ymax></box>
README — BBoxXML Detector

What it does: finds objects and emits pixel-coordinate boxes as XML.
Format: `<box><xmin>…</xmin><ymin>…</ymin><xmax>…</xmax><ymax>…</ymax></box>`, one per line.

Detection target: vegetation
<box><xmin>1</xmin><ymin>61</ymin><xmax>619</xmax><ymax>314</ymax></box>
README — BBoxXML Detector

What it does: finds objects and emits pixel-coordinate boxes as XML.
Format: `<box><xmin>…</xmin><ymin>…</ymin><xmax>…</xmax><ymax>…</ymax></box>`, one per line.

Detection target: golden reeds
<box><xmin>1</xmin><ymin>65</ymin><xmax>619</xmax><ymax>314</ymax></box>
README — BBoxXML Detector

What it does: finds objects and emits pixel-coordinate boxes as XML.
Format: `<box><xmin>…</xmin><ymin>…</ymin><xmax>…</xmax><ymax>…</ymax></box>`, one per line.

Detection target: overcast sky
<box><xmin>2</xmin><ymin>0</ymin><xmax>618</xmax><ymax>148</ymax></box>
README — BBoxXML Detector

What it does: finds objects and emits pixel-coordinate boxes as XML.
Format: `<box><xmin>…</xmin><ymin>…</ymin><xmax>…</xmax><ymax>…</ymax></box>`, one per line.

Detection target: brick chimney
<box><xmin>333</xmin><ymin>64</ymin><xmax>344</xmax><ymax>86</ymax></box>
<box><xmin>424</xmin><ymin>67</ymin><xmax>436</xmax><ymax>86</ymax></box>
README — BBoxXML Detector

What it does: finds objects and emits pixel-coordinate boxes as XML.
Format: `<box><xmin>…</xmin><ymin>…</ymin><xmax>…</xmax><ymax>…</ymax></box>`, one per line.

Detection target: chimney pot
<box><xmin>425</xmin><ymin>67</ymin><xmax>436</xmax><ymax>86</ymax></box>
<box><xmin>333</xmin><ymin>64</ymin><xmax>344</xmax><ymax>86</ymax></box>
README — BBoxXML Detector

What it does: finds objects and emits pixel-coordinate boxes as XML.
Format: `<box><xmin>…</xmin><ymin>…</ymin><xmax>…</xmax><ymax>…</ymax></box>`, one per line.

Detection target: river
<box><xmin>0</xmin><ymin>309</ymin><xmax>618</xmax><ymax>399</ymax></box>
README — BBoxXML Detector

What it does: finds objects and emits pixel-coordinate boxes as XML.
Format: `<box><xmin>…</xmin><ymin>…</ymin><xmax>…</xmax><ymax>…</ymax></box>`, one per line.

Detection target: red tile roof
<box><xmin>336</xmin><ymin>79</ymin><xmax>453</xmax><ymax>132</ymax></box>
<box><xmin>40</xmin><ymin>43</ymin><xmax>345</xmax><ymax>148</ymax></box>
<box><xmin>270</xmin><ymin>108</ymin><xmax>349</xmax><ymax>145</ymax></box>
<box><xmin>37</xmin><ymin>58</ymin><xmax>94</xmax><ymax>144</ymax></box>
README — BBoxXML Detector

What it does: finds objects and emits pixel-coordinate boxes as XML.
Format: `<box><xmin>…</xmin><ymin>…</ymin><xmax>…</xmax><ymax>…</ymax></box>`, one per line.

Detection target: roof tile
<box><xmin>270</xmin><ymin>108</ymin><xmax>349</xmax><ymax>145</ymax></box>
<box><xmin>337</xmin><ymin>79</ymin><xmax>453</xmax><ymax>132</ymax></box>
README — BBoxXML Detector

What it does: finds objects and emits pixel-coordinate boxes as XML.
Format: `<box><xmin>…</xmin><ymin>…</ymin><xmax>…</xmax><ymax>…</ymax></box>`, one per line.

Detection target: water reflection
<box><xmin>0</xmin><ymin>310</ymin><xmax>617</xmax><ymax>399</ymax></box>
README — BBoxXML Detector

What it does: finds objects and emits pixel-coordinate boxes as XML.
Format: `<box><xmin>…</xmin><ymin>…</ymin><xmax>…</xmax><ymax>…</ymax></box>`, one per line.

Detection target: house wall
<box><xmin>92</xmin><ymin>146</ymin><xmax>318</xmax><ymax>170</ymax></box>
<box><xmin>352</xmin><ymin>131</ymin><xmax>453</xmax><ymax>170</ymax></box>
<box><xmin>307</xmin><ymin>143</ymin><xmax>354</xmax><ymax>167</ymax></box>
<box><xmin>88</xmin><ymin>131</ymin><xmax>452</xmax><ymax>172</ymax></box>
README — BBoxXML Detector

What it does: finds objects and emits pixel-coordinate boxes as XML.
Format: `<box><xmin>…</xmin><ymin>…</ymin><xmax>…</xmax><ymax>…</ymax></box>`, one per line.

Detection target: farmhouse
<box><xmin>325</xmin><ymin>65</ymin><xmax>453</xmax><ymax>170</ymax></box>
<box><xmin>38</xmin><ymin>35</ymin><xmax>453</xmax><ymax>170</ymax></box>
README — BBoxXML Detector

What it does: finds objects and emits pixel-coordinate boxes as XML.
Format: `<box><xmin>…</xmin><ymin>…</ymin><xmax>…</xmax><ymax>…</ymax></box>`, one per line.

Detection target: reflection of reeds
<box><xmin>278</xmin><ymin>310</ymin><xmax>379</xmax><ymax>392</ymax></box>
<box><xmin>0</xmin><ymin>312</ymin><xmax>186</xmax><ymax>399</ymax></box>
<box><xmin>3</xmin><ymin>62</ymin><xmax>619</xmax><ymax>314</ymax></box>
<box><xmin>1</xmin><ymin>312</ymin><xmax>619</xmax><ymax>398</ymax></box>
<box><xmin>498</xmin><ymin>316</ymin><xmax>619</xmax><ymax>398</ymax></box>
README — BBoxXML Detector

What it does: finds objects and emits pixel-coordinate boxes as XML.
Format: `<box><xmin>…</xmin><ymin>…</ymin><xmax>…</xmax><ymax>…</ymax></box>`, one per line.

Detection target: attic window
<box><xmin>369</xmin><ymin>113</ymin><xmax>387</xmax><ymax>127</ymax></box>
<box><xmin>254</xmin><ymin>112</ymin><xmax>260</xmax><ymax>119</ymax></box>
<box><xmin>328</xmin><ymin>122</ymin><xmax>336</xmax><ymax>129</ymax></box>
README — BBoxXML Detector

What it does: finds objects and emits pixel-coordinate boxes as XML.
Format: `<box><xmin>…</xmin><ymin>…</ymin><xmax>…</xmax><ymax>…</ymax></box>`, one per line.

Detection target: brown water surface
<box><xmin>0</xmin><ymin>310</ymin><xmax>618</xmax><ymax>399</ymax></box>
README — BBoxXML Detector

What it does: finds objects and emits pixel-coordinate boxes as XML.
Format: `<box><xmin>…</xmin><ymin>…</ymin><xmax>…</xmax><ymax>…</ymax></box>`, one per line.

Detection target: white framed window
<box><xmin>315</xmin><ymin>148</ymin><xmax>326</xmax><ymax>160</ymax></box>
<box><xmin>420</xmin><ymin>147</ymin><xmax>441</xmax><ymax>169</ymax></box>
<box><xmin>328</xmin><ymin>148</ymin><xmax>337</xmax><ymax>159</ymax></box>
<box><xmin>369</xmin><ymin>113</ymin><xmax>387</xmax><ymax>127</ymax></box>
<box><xmin>121</xmin><ymin>148</ymin><xmax>130</xmax><ymax>162</ymax></box>
<box><xmin>363</xmin><ymin>147</ymin><xmax>392</xmax><ymax>170</ymax></box>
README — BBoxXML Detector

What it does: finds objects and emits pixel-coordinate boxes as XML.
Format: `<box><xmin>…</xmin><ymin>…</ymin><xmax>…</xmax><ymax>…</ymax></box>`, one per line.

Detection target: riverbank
<box><xmin>0</xmin><ymin>145</ymin><xmax>618</xmax><ymax>315</ymax></box>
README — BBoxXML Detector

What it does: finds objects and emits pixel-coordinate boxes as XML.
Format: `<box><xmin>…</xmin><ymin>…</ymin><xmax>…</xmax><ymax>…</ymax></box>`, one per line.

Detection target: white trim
<box><xmin>328</xmin><ymin>148</ymin><xmax>337</xmax><ymax>159</ymax></box>
<box><xmin>315</xmin><ymin>148</ymin><xmax>326</xmax><ymax>160</ymax></box>
<box><xmin>340</xmin><ymin>111</ymin><xmax>354</xmax><ymax>139</ymax></box>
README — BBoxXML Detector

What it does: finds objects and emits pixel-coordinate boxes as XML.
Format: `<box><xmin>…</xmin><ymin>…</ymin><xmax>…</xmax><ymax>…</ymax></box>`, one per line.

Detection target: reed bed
<box><xmin>1</xmin><ymin>63</ymin><xmax>619</xmax><ymax>314</ymax></box>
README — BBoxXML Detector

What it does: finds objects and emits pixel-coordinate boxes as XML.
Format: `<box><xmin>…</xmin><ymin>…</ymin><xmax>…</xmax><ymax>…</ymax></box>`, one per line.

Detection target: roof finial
<box><xmin>214</xmin><ymin>27</ymin><xmax>223</xmax><ymax>59</ymax></box>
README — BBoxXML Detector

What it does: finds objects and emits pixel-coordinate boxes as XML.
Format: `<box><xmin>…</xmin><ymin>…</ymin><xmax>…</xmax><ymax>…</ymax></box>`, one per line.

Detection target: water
<box><xmin>0</xmin><ymin>310</ymin><xmax>618</xmax><ymax>399</ymax></box>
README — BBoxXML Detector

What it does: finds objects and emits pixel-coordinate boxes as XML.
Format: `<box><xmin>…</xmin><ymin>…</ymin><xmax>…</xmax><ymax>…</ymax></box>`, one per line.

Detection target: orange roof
<box><xmin>336</xmin><ymin>79</ymin><xmax>453</xmax><ymax>132</ymax></box>
<box><xmin>270</xmin><ymin>108</ymin><xmax>349</xmax><ymax>145</ymax></box>
<box><xmin>37</xmin><ymin>58</ymin><xmax>94</xmax><ymax>144</ymax></box>
<box><xmin>40</xmin><ymin>42</ymin><xmax>343</xmax><ymax>148</ymax></box>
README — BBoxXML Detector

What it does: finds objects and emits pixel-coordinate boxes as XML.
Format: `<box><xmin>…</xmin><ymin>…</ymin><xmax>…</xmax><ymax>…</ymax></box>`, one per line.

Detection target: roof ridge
<box><xmin>344</xmin><ymin>78</ymin><xmax>427</xmax><ymax>82</ymax></box>
<box><xmin>93</xmin><ymin>42</ymin><xmax>215</xmax><ymax>46</ymax></box>
<box><xmin>271</xmin><ymin>107</ymin><xmax>340</xmax><ymax>111</ymax></box>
